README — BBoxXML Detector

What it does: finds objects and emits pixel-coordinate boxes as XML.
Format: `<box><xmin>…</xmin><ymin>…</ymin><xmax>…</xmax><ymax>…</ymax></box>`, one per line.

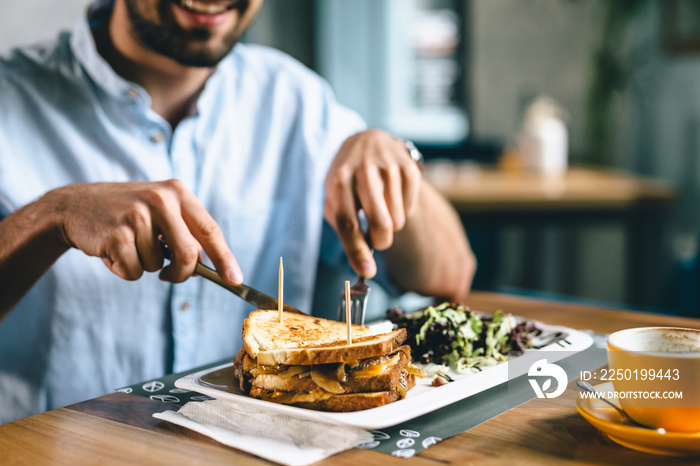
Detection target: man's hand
<box><xmin>47</xmin><ymin>180</ymin><xmax>242</xmax><ymax>284</ymax></box>
<box><xmin>324</xmin><ymin>129</ymin><xmax>422</xmax><ymax>278</ymax></box>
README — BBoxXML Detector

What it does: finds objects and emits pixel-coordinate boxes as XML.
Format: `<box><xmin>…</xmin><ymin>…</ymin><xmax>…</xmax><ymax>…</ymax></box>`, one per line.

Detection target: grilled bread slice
<box><xmin>243</xmin><ymin>310</ymin><xmax>372</xmax><ymax>359</ymax></box>
<box><xmin>294</xmin><ymin>375</ymin><xmax>417</xmax><ymax>412</ymax></box>
<box><xmin>243</xmin><ymin>310</ymin><xmax>406</xmax><ymax>366</ymax></box>
<box><xmin>255</xmin><ymin>330</ymin><xmax>408</xmax><ymax>366</ymax></box>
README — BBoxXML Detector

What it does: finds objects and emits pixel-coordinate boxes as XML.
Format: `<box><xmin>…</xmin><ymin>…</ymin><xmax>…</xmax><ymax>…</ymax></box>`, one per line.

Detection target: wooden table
<box><xmin>2</xmin><ymin>291</ymin><xmax>698</xmax><ymax>465</ymax></box>
<box><xmin>424</xmin><ymin>164</ymin><xmax>675</xmax><ymax>307</ymax></box>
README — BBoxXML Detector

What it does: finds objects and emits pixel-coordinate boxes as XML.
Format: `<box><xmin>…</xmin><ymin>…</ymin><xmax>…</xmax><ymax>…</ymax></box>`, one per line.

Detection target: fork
<box><xmin>338</xmin><ymin>275</ymin><xmax>371</xmax><ymax>325</ymax></box>
<box><xmin>338</xmin><ymin>214</ymin><xmax>373</xmax><ymax>325</ymax></box>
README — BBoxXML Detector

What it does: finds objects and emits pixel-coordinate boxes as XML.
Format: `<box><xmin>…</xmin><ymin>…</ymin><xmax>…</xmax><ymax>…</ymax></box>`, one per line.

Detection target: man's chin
<box><xmin>122</xmin><ymin>0</ymin><xmax>246</xmax><ymax>68</ymax></box>
<box><xmin>172</xmin><ymin>49</ymin><xmax>231</xmax><ymax>67</ymax></box>
<box><xmin>169</xmin><ymin>41</ymin><xmax>237</xmax><ymax>68</ymax></box>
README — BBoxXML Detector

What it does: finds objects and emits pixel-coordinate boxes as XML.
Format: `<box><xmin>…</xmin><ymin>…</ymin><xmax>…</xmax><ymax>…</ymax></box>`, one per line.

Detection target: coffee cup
<box><xmin>607</xmin><ymin>327</ymin><xmax>700</xmax><ymax>433</ymax></box>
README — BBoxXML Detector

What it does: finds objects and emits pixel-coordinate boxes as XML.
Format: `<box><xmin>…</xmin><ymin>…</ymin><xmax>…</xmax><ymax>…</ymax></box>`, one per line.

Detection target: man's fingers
<box><xmin>383</xmin><ymin>164</ymin><xmax>406</xmax><ymax>231</ymax></box>
<box><xmin>134</xmin><ymin>221</ymin><xmax>164</xmax><ymax>273</ymax></box>
<box><xmin>334</xmin><ymin>210</ymin><xmax>376</xmax><ymax>278</ymax></box>
<box><xmin>156</xmin><ymin>213</ymin><xmax>201</xmax><ymax>283</ymax></box>
<box><xmin>137</xmin><ymin>236</ymin><xmax>164</xmax><ymax>273</ymax></box>
<box><xmin>355</xmin><ymin>166</ymin><xmax>394</xmax><ymax>250</ymax></box>
<box><xmin>325</xmin><ymin>170</ymin><xmax>376</xmax><ymax>278</ymax></box>
<box><xmin>402</xmin><ymin>161</ymin><xmax>422</xmax><ymax>217</ymax></box>
<box><xmin>119</xmin><ymin>200</ymin><xmax>163</xmax><ymax>273</ymax></box>
<box><xmin>103</xmin><ymin>227</ymin><xmax>144</xmax><ymax>280</ymax></box>
<box><xmin>180</xmin><ymin>191</ymin><xmax>243</xmax><ymax>285</ymax></box>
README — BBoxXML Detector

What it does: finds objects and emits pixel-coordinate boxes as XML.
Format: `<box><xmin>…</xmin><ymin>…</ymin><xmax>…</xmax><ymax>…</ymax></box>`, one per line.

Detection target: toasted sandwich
<box><xmin>233</xmin><ymin>310</ymin><xmax>422</xmax><ymax>412</ymax></box>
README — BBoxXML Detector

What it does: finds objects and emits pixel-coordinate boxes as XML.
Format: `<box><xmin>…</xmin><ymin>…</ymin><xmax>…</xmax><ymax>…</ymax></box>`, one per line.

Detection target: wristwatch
<box><xmin>404</xmin><ymin>140</ymin><xmax>424</xmax><ymax>171</ymax></box>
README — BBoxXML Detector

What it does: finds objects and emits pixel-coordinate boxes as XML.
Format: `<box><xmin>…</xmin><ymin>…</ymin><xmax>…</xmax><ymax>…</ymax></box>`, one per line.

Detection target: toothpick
<box><xmin>278</xmin><ymin>257</ymin><xmax>284</xmax><ymax>324</ymax></box>
<box><xmin>345</xmin><ymin>280</ymin><xmax>352</xmax><ymax>344</ymax></box>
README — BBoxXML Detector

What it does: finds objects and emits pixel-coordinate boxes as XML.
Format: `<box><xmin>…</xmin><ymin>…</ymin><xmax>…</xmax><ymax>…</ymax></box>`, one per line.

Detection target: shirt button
<box><xmin>126</xmin><ymin>87</ymin><xmax>139</xmax><ymax>99</ymax></box>
<box><xmin>150</xmin><ymin>132</ymin><xmax>165</xmax><ymax>143</ymax></box>
<box><xmin>180</xmin><ymin>301</ymin><xmax>190</xmax><ymax>311</ymax></box>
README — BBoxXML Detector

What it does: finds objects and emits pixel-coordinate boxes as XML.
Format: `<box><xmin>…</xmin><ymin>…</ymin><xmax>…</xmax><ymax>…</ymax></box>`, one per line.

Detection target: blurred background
<box><xmin>4</xmin><ymin>0</ymin><xmax>700</xmax><ymax>317</ymax></box>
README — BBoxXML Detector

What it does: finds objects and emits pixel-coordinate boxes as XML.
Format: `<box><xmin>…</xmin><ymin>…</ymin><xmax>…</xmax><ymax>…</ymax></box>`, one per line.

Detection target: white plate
<box><xmin>176</xmin><ymin>321</ymin><xmax>592</xmax><ymax>429</ymax></box>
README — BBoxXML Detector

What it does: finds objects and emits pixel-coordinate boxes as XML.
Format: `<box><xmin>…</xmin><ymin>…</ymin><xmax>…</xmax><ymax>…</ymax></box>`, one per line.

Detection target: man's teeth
<box><xmin>181</xmin><ymin>0</ymin><xmax>231</xmax><ymax>14</ymax></box>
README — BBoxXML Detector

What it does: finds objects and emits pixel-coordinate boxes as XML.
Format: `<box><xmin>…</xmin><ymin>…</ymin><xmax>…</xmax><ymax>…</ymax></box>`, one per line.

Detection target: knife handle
<box><xmin>158</xmin><ymin>240</ymin><xmax>230</xmax><ymax>288</ymax></box>
<box><xmin>192</xmin><ymin>262</ymin><xmax>229</xmax><ymax>288</ymax></box>
<box><xmin>158</xmin><ymin>240</ymin><xmax>304</xmax><ymax>314</ymax></box>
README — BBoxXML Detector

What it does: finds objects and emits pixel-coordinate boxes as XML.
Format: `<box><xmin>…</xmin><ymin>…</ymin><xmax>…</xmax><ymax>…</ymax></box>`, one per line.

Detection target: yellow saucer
<box><xmin>576</xmin><ymin>382</ymin><xmax>700</xmax><ymax>457</ymax></box>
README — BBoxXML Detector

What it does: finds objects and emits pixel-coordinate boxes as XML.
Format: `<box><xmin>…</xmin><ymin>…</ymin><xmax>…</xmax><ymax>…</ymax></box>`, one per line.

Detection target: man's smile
<box><xmin>174</xmin><ymin>0</ymin><xmax>237</xmax><ymax>16</ymax></box>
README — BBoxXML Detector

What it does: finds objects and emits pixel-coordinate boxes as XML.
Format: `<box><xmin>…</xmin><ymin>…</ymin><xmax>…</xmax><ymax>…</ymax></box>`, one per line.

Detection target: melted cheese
<box><xmin>351</xmin><ymin>361</ymin><xmax>390</xmax><ymax>377</ymax></box>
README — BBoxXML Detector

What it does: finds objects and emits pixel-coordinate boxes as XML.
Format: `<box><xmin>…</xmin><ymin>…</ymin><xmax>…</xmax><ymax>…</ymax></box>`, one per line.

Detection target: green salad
<box><xmin>387</xmin><ymin>302</ymin><xmax>539</xmax><ymax>376</ymax></box>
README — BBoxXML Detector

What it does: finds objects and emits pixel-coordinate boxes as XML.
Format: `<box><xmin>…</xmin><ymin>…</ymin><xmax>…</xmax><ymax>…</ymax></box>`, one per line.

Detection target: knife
<box><xmin>160</xmin><ymin>241</ymin><xmax>304</xmax><ymax>314</ymax></box>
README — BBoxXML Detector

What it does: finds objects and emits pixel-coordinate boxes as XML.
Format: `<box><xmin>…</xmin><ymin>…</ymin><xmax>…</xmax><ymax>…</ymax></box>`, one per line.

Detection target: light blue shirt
<box><xmin>0</xmin><ymin>2</ymin><xmax>371</xmax><ymax>423</ymax></box>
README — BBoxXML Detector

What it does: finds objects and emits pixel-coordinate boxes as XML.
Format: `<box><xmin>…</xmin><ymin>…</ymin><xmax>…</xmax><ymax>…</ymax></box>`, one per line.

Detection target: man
<box><xmin>0</xmin><ymin>0</ymin><xmax>475</xmax><ymax>423</ymax></box>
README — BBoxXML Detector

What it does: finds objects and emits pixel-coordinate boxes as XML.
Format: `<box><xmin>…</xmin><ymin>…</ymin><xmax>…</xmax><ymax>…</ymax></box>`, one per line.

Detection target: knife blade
<box><xmin>160</xmin><ymin>241</ymin><xmax>304</xmax><ymax>314</ymax></box>
<box><xmin>193</xmin><ymin>261</ymin><xmax>304</xmax><ymax>314</ymax></box>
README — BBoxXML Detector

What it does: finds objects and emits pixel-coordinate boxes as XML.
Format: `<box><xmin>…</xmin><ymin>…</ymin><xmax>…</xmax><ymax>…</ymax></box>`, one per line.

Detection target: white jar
<box><xmin>517</xmin><ymin>116</ymin><xmax>568</xmax><ymax>176</ymax></box>
<box><xmin>515</xmin><ymin>96</ymin><xmax>569</xmax><ymax>176</ymax></box>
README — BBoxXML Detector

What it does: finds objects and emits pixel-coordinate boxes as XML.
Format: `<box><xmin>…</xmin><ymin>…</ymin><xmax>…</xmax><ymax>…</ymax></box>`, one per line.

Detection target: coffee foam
<box><xmin>608</xmin><ymin>327</ymin><xmax>700</xmax><ymax>354</ymax></box>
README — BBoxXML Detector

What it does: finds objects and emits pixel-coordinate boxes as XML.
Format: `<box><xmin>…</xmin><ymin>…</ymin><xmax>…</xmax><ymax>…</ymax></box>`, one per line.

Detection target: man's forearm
<box><xmin>0</xmin><ymin>196</ymin><xmax>68</xmax><ymax>320</ymax></box>
<box><xmin>385</xmin><ymin>180</ymin><xmax>476</xmax><ymax>302</ymax></box>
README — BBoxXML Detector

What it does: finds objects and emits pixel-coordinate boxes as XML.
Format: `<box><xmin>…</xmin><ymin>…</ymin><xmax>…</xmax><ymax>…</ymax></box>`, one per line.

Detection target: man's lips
<box><xmin>174</xmin><ymin>0</ymin><xmax>237</xmax><ymax>16</ymax></box>
<box><xmin>171</xmin><ymin>0</ymin><xmax>240</xmax><ymax>28</ymax></box>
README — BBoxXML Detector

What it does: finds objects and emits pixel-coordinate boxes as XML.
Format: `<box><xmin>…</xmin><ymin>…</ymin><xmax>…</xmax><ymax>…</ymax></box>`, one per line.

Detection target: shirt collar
<box><xmin>70</xmin><ymin>0</ymin><xmax>233</xmax><ymax>118</ymax></box>
<box><xmin>70</xmin><ymin>0</ymin><xmax>149</xmax><ymax>104</ymax></box>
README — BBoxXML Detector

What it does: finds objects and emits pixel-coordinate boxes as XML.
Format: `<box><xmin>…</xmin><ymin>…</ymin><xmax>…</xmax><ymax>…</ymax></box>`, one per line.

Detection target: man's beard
<box><xmin>123</xmin><ymin>0</ymin><xmax>244</xmax><ymax>68</ymax></box>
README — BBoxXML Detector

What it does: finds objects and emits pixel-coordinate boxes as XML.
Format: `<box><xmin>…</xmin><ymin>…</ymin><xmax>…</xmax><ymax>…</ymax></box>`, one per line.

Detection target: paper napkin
<box><xmin>153</xmin><ymin>399</ymin><xmax>372</xmax><ymax>466</ymax></box>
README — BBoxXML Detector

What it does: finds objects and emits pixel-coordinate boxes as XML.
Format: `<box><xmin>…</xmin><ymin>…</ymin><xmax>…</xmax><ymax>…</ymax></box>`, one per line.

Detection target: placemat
<box><xmin>118</xmin><ymin>335</ymin><xmax>607</xmax><ymax>458</ymax></box>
